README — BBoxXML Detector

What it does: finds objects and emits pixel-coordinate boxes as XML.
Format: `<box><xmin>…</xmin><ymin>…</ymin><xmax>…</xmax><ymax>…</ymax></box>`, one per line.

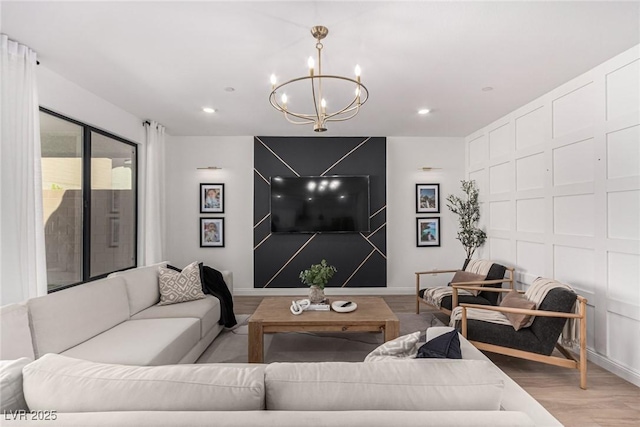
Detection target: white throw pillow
<box><xmin>0</xmin><ymin>357</ymin><xmax>31</xmax><ymax>412</ymax></box>
<box><xmin>157</xmin><ymin>261</ymin><xmax>206</xmax><ymax>305</ymax></box>
<box><xmin>364</xmin><ymin>331</ymin><xmax>421</xmax><ymax>362</ymax></box>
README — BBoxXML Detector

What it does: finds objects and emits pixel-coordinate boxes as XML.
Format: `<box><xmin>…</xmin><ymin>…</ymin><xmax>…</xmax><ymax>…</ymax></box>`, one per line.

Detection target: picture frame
<box><xmin>200</xmin><ymin>183</ymin><xmax>224</xmax><ymax>213</ymax></box>
<box><xmin>416</xmin><ymin>183</ymin><xmax>440</xmax><ymax>213</ymax></box>
<box><xmin>416</xmin><ymin>217</ymin><xmax>440</xmax><ymax>247</ymax></box>
<box><xmin>200</xmin><ymin>217</ymin><xmax>224</xmax><ymax>247</ymax></box>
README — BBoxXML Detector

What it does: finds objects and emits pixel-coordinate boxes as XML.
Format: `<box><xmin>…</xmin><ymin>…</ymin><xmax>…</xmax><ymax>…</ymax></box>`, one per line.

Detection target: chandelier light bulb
<box><xmin>354</xmin><ymin>65</ymin><xmax>361</xmax><ymax>76</ymax></box>
<box><xmin>321</xmin><ymin>98</ymin><xmax>326</xmax><ymax>108</ymax></box>
<box><xmin>308</xmin><ymin>56</ymin><xmax>315</xmax><ymax>76</ymax></box>
<box><xmin>281</xmin><ymin>93</ymin><xmax>288</xmax><ymax>104</ymax></box>
<box><xmin>270</xmin><ymin>74</ymin><xmax>277</xmax><ymax>86</ymax></box>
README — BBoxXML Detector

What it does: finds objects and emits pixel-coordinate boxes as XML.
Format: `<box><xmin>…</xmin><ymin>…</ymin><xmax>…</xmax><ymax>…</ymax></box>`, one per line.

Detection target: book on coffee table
<box><xmin>306</xmin><ymin>299</ymin><xmax>330</xmax><ymax>311</ymax></box>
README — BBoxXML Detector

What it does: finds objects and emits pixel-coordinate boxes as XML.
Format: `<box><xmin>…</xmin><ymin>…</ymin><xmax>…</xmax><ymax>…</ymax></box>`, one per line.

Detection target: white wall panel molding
<box><xmin>489</xmin><ymin>161</ymin><xmax>512</xmax><ymax>195</ymax></box>
<box><xmin>607</xmin><ymin>299</ymin><xmax>640</xmax><ymax>323</ymax></box>
<box><xmin>606</xmin><ymin>125</ymin><xmax>640</xmax><ymax>180</ymax></box>
<box><xmin>553</xmin><ymin>138</ymin><xmax>596</xmax><ymax>186</ymax></box>
<box><xmin>552</xmin><ymin>81</ymin><xmax>597</xmax><ymax>139</ymax></box>
<box><xmin>605</xmin><ymin>58</ymin><xmax>639</xmax><ymax>122</ymax></box>
<box><xmin>489</xmin><ymin>122</ymin><xmax>513</xmax><ymax>159</ymax></box>
<box><xmin>468</xmin><ymin>134</ymin><xmax>488</xmax><ymax>168</ymax></box>
<box><xmin>466</xmin><ymin>45</ymin><xmax>640</xmax><ymax>385</ymax></box>
<box><xmin>515</xmin><ymin>105</ymin><xmax>548</xmax><ymax>151</ymax></box>
<box><xmin>607</xmin><ymin>189</ymin><xmax>640</xmax><ymax>241</ymax></box>
<box><xmin>516</xmin><ymin>152</ymin><xmax>545</xmax><ymax>191</ymax></box>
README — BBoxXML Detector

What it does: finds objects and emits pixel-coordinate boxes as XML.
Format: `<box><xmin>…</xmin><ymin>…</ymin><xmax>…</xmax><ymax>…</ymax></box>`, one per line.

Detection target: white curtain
<box><xmin>140</xmin><ymin>121</ymin><xmax>166</xmax><ymax>265</ymax></box>
<box><xmin>0</xmin><ymin>34</ymin><xmax>47</xmax><ymax>305</ymax></box>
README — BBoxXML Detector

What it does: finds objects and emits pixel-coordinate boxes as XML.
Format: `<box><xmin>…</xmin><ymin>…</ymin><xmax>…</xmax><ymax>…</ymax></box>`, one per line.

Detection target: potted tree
<box><xmin>446</xmin><ymin>180</ymin><xmax>487</xmax><ymax>262</ymax></box>
<box><xmin>299</xmin><ymin>259</ymin><xmax>337</xmax><ymax>303</ymax></box>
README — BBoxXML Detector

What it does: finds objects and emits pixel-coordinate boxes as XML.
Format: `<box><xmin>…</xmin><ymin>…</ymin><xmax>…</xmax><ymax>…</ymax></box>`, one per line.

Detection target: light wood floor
<box><xmin>234</xmin><ymin>295</ymin><xmax>639</xmax><ymax>427</ymax></box>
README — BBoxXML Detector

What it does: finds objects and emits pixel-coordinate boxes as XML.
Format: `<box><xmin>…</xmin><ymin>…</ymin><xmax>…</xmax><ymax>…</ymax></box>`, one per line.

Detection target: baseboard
<box><xmin>233</xmin><ymin>287</ymin><xmax>416</xmax><ymax>297</ymax></box>
<box><xmin>587</xmin><ymin>349</ymin><xmax>640</xmax><ymax>387</ymax></box>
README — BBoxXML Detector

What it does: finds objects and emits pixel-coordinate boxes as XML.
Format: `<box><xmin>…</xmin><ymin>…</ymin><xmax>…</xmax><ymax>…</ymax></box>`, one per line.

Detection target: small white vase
<box><xmin>308</xmin><ymin>285</ymin><xmax>325</xmax><ymax>303</ymax></box>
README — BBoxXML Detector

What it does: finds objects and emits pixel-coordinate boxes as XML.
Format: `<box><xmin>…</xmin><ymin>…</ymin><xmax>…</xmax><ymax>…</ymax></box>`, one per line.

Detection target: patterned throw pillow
<box><xmin>364</xmin><ymin>331</ymin><xmax>421</xmax><ymax>362</ymax></box>
<box><xmin>158</xmin><ymin>262</ymin><xmax>206</xmax><ymax>306</ymax></box>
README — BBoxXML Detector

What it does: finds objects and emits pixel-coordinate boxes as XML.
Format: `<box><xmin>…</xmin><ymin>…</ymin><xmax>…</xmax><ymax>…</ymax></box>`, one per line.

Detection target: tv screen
<box><xmin>270</xmin><ymin>175</ymin><xmax>370</xmax><ymax>233</ymax></box>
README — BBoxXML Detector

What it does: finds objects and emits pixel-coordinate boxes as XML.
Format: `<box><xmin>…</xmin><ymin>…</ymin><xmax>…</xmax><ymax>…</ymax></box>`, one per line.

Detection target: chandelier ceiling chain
<box><xmin>269</xmin><ymin>25</ymin><xmax>369</xmax><ymax>132</ymax></box>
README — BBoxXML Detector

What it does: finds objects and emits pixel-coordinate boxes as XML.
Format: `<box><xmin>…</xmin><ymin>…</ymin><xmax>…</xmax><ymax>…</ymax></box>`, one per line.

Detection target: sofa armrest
<box><xmin>221</xmin><ymin>271</ymin><xmax>233</xmax><ymax>298</ymax></box>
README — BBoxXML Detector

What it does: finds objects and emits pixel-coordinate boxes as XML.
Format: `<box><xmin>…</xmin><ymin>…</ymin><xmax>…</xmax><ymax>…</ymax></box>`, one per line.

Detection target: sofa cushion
<box><xmin>0</xmin><ymin>303</ymin><xmax>35</xmax><ymax>360</ymax></box>
<box><xmin>131</xmin><ymin>295</ymin><xmax>221</xmax><ymax>338</ymax></box>
<box><xmin>158</xmin><ymin>262</ymin><xmax>206</xmax><ymax>306</ymax></box>
<box><xmin>23</xmin><ymin>354</ymin><xmax>266</xmax><ymax>412</ymax></box>
<box><xmin>61</xmin><ymin>318</ymin><xmax>200</xmax><ymax>366</ymax></box>
<box><xmin>27</xmin><ymin>276</ymin><xmax>130</xmax><ymax>358</ymax></box>
<box><xmin>109</xmin><ymin>262</ymin><xmax>167</xmax><ymax>315</ymax></box>
<box><xmin>265</xmin><ymin>360</ymin><xmax>504</xmax><ymax>411</ymax></box>
<box><xmin>0</xmin><ymin>357</ymin><xmax>31</xmax><ymax>412</ymax></box>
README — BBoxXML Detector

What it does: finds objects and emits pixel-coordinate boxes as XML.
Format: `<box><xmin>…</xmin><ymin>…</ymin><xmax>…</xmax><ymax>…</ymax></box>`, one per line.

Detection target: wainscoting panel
<box><xmin>464</xmin><ymin>46</ymin><xmax>640</xmax><ymax>385</ymax></box>
<box><xmin>253</xmin><ymin>136</ymin><xmax>387</xmax><ymax>289</ymax></box>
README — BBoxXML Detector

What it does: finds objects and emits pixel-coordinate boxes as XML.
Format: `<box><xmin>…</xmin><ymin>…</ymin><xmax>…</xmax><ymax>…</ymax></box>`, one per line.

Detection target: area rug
<box><xmin>196</xmin><ymin>311</ymin><xmax>446</xmax><ymax>364</ymax></box>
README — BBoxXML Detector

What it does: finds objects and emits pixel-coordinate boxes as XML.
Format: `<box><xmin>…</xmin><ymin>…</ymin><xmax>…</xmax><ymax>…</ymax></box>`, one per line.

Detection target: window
<box><xmin>40</xmin><ymin>109</ymin><xmax>137</xmax><ymax>292</ymax></box>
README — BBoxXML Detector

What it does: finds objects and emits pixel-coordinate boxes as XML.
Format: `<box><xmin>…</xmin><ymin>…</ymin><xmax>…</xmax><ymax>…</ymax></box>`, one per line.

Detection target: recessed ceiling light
<box><xmin>418</xmin><ymin>109</ymin><xmax>430</xmax><ymax>115</ymax></box>
<box><xmin>202</xmin><ymin>107</ymin><xmax>216</xmax><ymax>113</ymax></box>
<box><xmin>482</xmin><ymin>87</ymin><xmax>494</xmax><ymax>92</ymax></box>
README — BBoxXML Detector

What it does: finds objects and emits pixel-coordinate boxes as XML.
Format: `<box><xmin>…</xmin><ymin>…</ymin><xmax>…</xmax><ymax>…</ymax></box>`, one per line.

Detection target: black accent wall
<box><xmin>253</xmin><ymin>136</ymin><xmax>387</xmax><ymax>289</ymax></box>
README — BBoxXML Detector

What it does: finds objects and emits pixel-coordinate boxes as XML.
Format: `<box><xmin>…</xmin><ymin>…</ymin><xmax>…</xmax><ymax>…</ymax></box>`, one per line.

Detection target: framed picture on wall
<box><xmin>416</xmin><ymin>217</ymin><xmax>440</xmax><ymax>247</ymax></box>
<box><xmin>200</xmin><ymin>218</ymin><xmax>224</xmax><ymax>247</ymax></box>
<box><xmin>416</xmin><ymin>183</ymin><xmax>440</xmax><ymax>213</ymax></box>
<box><xmin>200</xmin><ymin>183</ymin><xmax>224</xmax><ymax>213</ymax></box>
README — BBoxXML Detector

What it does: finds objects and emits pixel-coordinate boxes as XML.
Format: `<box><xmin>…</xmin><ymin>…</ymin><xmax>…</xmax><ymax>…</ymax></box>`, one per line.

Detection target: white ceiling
<box><xmin>3</xmin><ymin>1</ymin><xmax>639</xmax><ymax>137</ymax></box>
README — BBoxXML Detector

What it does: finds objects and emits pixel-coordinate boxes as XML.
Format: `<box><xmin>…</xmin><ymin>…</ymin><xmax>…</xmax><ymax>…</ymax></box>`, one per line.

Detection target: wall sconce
<box><xmin>196</xmin><ymin>166</ymin><xmax>222</xmax><ymax>170</ymax></box>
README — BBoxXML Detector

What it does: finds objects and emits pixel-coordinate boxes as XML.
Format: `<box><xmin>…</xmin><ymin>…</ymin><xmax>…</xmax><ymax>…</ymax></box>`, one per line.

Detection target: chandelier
<box><xmin>269</xmin><ymin>26</ymin><xmax>369</xmax><ymax>132</ymax></box>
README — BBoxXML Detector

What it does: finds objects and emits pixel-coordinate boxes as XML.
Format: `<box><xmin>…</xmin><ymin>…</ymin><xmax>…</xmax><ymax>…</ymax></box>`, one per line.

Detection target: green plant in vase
<box><xmin>299</xmin><ymin>259</ymin><xmax>337</xmax><ymax>303</ymax></box>
<box><xmin>446</xmin><ymin>180</ymin><xmax>487</xmax><ymax>261</ymax></box>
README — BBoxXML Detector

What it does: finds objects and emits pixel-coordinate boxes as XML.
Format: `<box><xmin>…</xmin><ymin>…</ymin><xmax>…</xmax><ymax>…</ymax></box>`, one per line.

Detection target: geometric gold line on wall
<box><xmin>320</xmin><ymin>137</ymin><xmax>371</xmax><ymax>176</ymax></box>
<box><xmin>341</xmin><ymin>249</ymin><xmax>376</xmax><ymax>287</ymax></box>
<box><xmin>255</xmin><ymin>136</ymin><xmax>300</xmax><ymax>177</ymax></box>
<box><xmin>263</xmin><ymin>234</ymin><xmax>317</xmax><ymax>288</ymax></box>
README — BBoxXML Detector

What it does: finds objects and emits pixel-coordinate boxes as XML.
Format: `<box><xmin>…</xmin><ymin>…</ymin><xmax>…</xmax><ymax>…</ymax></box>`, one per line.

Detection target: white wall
<box><xmin>164</xmin><ymin>135</ymin><xmax>466</xmax><ymax>296</ymax></box>
<box><xmin>37</xmin><ymin>66</ymin><xmax>143</xmax><ymax>144</ymax></box>
<box><xmin>164</xmin><ymin>136</ymin><xmax>255</xmax><ymax>291</ymax></box>
<box><xmin>465</xmin><ymin>45</ymin><xmax>640</xmax><ymax>386</ymax></box>
<box><xmin>387</xmin><ymin>137</ymin><xmax>467</xmax><ymax>292</ymax></box>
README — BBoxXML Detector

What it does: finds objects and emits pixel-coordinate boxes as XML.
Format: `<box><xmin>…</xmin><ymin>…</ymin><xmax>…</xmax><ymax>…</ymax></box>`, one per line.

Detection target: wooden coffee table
<box><xmin>247</xmin><ymin>296</ymin><xmax>400</xmax><ymax>363</ymax></box>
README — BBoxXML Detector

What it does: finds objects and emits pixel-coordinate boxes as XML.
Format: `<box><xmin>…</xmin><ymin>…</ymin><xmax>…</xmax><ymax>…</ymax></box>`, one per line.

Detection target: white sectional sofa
<box><xmin>0</xmin><ymin>262</ymin><xmax>232</xmax><ymax>365</ymax></box>
<box><xmin>3</xmin><ymin>352</ymin><xmax>542</xmax><ymax>426</ymax></box>
<box><xmin>0</xmin><ymin>264</ymin><xmax>562</xmax><ymax>426</ymax></box>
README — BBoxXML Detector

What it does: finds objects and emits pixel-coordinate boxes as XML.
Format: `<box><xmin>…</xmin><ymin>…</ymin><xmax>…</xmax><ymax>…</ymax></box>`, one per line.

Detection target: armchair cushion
<box><xmin>449</xmin><ymin>271</ymin><xmax>486</xmax><ymax>296</ymax></box>
<box><xmin>465</xmin><ymin>288</ymin><xmax>578</xmax><ymax>356</ymax></box>
<box><xmin>500</xmin><ymin>292</ymin><xmax>537</xmax><ymax>330</ymax></box>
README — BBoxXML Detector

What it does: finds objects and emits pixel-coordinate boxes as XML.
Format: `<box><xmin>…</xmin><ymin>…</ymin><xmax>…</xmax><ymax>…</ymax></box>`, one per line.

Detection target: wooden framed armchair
<box><xmin>416</xmin><ymin>259</ymin><xmax>515</xmax><ymax>316</ymax></box>
<box><xmin>458</xmin><ymin>286</ymin><xmax>588</xmax><ymax>389</ymax></box>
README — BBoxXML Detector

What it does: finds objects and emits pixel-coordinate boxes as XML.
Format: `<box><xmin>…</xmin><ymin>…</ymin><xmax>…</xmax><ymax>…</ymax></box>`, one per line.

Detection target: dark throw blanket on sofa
<box><xmin>167</xmin><ymin>263</ymin><xmax>237</xmax><ymax>328</ymax></box>
<box><xmin>200</xmin><ymin>266</ymin><xmax>237</xmax><ymax>328</ymax></box>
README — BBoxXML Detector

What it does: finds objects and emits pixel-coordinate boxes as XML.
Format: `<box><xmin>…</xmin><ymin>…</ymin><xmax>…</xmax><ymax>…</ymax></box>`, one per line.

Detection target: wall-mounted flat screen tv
<box><xmin>270</xmin><ymin>175</ymin><xmax>370</xmax><ymax>233</ymax></box>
